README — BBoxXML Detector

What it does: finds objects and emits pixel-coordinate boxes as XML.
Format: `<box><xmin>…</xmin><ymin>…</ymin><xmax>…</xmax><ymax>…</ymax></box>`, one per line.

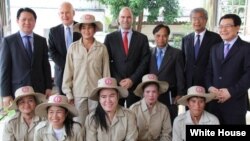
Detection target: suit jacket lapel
<box><xmin>223</xmin><ymin>38</ymin><xmax>241</xmax><ymax>63</ymax></box>
<box><xmin>151</xmin><ymin>48</ymin><xmax>158</xmax><ymax>72</ymax></box>
<box><xmin>216</xmin><ymin>43</ymin><xmax>224</xmax><ymax>64</ymax></box>
<box><xmin>197</xmin><ymin>31</ymin><xmax>209</xmax><ymax>60</ymax></box>
<box><xmin>117</xmin><ymin>30</ymin><xmax>127</xmax><ymax>57</ymax></box>
<box><xmin>16</xmin><ymin>32</ymin><xmax>31</xmax><ymax>63</ymax></box>
<box><xmin>59</xmin><ymin>25</ymin><xmax>67</xmax><ymax>55</ymax></box>
<box><xmin>188</xmin><ymin>33</ymin><xmax>196</xmax><ymax>63</ymax></box>
<box><xmin>158</xmin><ymin>46</ymin><xmax>171</xmax><ymax>72</ymax></box>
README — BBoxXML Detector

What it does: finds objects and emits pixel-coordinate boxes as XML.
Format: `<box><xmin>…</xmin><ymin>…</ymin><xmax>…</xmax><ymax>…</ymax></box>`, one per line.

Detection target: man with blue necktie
<box><xmin>149</xmin><ymin>24</ymin><xmax>186</xmax><ymax>124</ymax></box>
<box><xmin>206</xmin><ymin>14</ymin><xmax>250</xmax><ymax>124</ymax></box>
<box><xmin>48</xmin><ymin>2</ymin><xmax>81</xmax><ymax>95</ymax></box>
<box><xmin>181</xmin><ymin>8</ymin><xmax>222</xmax><ymax>89</ymax></box>
<box><xmin>0</xmin><ymin>7</ymin><xmax>52</xmax><ymax>107</ymax></box>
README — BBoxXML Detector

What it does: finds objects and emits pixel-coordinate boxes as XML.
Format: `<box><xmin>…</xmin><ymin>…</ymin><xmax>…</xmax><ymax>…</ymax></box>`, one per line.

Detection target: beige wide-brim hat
<box><xmin>73</xmin><ymin>14</ymin><xmax>103</xmax><ymax>32</ymax></box>
<box><xmin>177</xmin><ymin>86</ymin><xmax>215</xmax><ymax>106</ymax></box>
<box><xmin>8</xmin><ymin>86</ymin><xmax>46</xmax><ymax>110</ymax></box>
<box><xmin>35</xmin><ymin>94</ymin><xmax>78</xmax><ymax>117</ymax></box>
<box><xmin>134</xmin><ymin>74</ymin><xmax>169</xmax><ymax>97</ymax></box>
<box><xmin>90</xmin><ymin>77</ymin><xmax>128</xmax><ymax>101</ymax></box>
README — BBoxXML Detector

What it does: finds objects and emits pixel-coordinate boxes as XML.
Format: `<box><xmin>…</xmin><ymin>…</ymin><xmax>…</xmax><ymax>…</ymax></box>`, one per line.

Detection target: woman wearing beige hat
<box><xmin>172</xmin><ymin>86</ymin><xmax>219</xmax><ymax>141</ymax></box>
<box><xmin>34</xmin><ymin>94</ymin><xmax>84</xmax><ymax>141</ymax></box>
<box><xmin>3</xmin><ymin>86</ymin><xmax>46</xmax><ymax>141</ymax></box>
<box><xmin>85</xmin><ymin>77</ymin><xmax>138</xmax><ymax>141</ymax></box>
<box><xmin>130</xmin><ymin>74</ymin><xmax>172</xmax><ymax>141</ymax></box>
<box><xmin>62</xmin><ymin>13</ymin><xmax>110</xmax><ymax>126</ymax></box>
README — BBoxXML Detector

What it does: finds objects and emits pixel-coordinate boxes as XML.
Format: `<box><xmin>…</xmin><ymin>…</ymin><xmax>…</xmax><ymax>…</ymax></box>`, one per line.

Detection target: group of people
<box><xmin>1</xmin><ymin>1</ymin><xmax>250</xmax><ymax>141</ymax></box>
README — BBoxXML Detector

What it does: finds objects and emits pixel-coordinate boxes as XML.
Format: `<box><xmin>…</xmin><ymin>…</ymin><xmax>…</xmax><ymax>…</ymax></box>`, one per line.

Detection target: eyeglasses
<box><xmin>218</xmin><ymin>24</ymin><xmax>235</xmax><ymax>30</ymax></box>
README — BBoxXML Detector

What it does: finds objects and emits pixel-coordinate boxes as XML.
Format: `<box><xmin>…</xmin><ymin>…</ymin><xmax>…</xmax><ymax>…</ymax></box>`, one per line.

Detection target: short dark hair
<box><xmin>142</xmin><ymin>82</ymin><xmax>160</xmax><ymax>92</ymax></box>
<box><xmin>79</xmin><ymin>23</ymin><xmax>97</xmax><ymax>30</ymax></box>
<box><xmin>152</xmin><ymin>24</ymin><xmax>170</xmax><ymax>35</ymax></box>
<box><xmin>219</xmin><ymin>14</ymin><xmax>241</xmax><ymax>26</ymax></box>
<box><xmin>17</xmin><ymin>7</ymin><xmax>37</xmax><ymax>20</ymax></box>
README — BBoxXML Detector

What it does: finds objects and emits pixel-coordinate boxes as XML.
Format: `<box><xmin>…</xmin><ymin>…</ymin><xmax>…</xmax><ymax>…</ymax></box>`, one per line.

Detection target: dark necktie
<box><xmin>157</xmin><ymin>49</ymin><xmax>163</xmax><ymax>70</ymax></box>
<box><xmin>66</xmin><ymin>26</ymin><xmax>72</xmax><ymax>49</ymax></box>
<box><xmin>194</xmin><ymin>34</ymin><xmax>200</xmax><ymax>60</ymax></box>
<box><xmin>123</xmin><ymin>31</ymin><xmax>129</xmax><ymax>55</ymax></box>
<box><xmin>224</xmin><ymin>43</ymin><xmax>230</xmax><ymax>58</ymax></box>
<box><xmin>24</xmin><ymin>35</ymin><xmax>32</xmax><ymax>59</ymax></box>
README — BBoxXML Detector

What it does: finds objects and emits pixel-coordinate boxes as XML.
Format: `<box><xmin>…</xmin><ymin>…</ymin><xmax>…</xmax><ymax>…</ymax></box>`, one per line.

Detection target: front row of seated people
<box><xmin>3</xmin><ymin>74</ymin><xmax>219</xmax><ymax>141</ymax></box>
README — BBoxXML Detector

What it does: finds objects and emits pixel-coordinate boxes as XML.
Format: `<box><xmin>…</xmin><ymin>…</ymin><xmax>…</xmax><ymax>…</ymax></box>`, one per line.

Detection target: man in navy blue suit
<box><xmin>0</xmin><ymin>8</ymin><xmax>52</xmax><ymax>107</ymax></box>
<box><xmin>48</xmin><ymin>2</ymin><xmax>81</xmax><ymax>95</ymax></box>
<box><xmin>206</xmin><ymin>14</ymin><xmax>250</xmax><ymax>124</ymax></box>
<box><xmin>182</xmin><ymin>8</ymin><xmax>222</xmax><ymax>89</ymax></box>
<box><xmin>104</xmin><ymin>7</ymin><xmax>150</xmax><ymax>108</ymax></box>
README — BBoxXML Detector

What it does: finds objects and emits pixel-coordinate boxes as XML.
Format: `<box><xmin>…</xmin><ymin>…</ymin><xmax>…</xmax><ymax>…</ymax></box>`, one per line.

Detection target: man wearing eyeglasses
<box><xmin>181</xmin><ymin>8</ymin><xmax>222</xmax><ymax>90</ymax></box>
<box><xmin>206</xmin><ymin>14</ymin><xmax>250</xmax><ymax>124</ymax></box>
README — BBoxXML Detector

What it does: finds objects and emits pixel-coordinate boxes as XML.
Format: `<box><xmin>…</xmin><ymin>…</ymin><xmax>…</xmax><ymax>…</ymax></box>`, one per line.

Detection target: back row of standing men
<box><xmin>1</xmin><ymin>1</ymin><xmax>250</xmax><ymax>127</ymax></box>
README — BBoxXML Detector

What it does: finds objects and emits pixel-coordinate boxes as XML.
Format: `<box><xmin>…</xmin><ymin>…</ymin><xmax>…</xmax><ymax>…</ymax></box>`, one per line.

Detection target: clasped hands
<box><xmin>208</xmin><ymin>86</ymin><xmax>231</xmax><ymax>103</ymax></box>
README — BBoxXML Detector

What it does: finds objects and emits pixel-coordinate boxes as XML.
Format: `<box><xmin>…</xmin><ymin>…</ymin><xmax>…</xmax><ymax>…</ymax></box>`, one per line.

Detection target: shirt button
<box><xmin>219</xmin><ymin>77</ymin><xmax>222</xmax><ymax>80</ymax></box>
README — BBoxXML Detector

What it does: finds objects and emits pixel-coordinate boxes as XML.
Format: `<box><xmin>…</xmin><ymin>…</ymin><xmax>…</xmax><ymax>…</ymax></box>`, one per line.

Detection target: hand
<box><xmin>217</xmin><ymin>88</ymin><xmax>231</xmax><ymax>103</ymax></box>
<box><xmin>3</xmin><ymin>96</ymin><xmax>14</xmax><ymax>108</ymax></box>
<box><xmin>68</xmin><ymin>99</ymin><xmax>75</xmax><ymax>105</ymax></box>
<box><xmin>119</xmin><ymin>78</ymin><xmax>133</xmax><ymax>89</ymax></box>
<box><xmin>45</xmin><ymin>89</ymin><xmax>52</xmax><ymax>99</ymax></box>
<box><xmin>208</xmin><ymin>86</ymin><xmax>220</xmax><ymax>99</ymax></box>
<box><xmin>173</xmin><ymin>95</ymin><xmax>181</xmax><ymax>104</ymax></box>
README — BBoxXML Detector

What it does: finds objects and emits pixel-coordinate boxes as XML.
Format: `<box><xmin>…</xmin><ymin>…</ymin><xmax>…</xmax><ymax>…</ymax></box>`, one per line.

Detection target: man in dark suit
<box><xmin>149</xmin><ymin>24</ymin><xmax>186</xmax><ymax>124</ymax></box>
<box><xmin>48</xmin><ymin>2</ymin><xmax>81</xmax><ymax>95</ymax></box>
<box><xmin>104</xmin><ymin>7</ymin><xmax>150</xmax><ymax>108</ymax></box>
<box><xmin>182</xmin><ymin>8</ymin><xmax>222</xmax><ymax>89</ymax></box>
<box><xmin>206</xmin><ymin>14</ymin><xmax>250</xmax><ymax>124</ymax></box>
<box><xmin>0</xmin><ymin>8</ymin><xmax>52</xmax><ymax>107</ymax></box>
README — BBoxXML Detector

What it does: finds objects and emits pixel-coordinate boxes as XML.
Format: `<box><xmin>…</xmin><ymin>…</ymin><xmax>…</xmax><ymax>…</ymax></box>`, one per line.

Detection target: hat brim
<box><xmin>177</xmin><ymin>93</ymin><xmax>215</xmax><ymax>106</ymax></box>
<box><xmin>8</xmin><ymin>93</ymin><xmax>46</xmax><ymax>110</ymax></box>
<box><xmin>73</xmin><ymin>22</ymin><xmax>103</xmax><ymax>33</ymax></box>
<box><xmin>134</xmin><ymin>81</ymin><xmax>169</xmax><ymax>97</ymax></box>
<box><xmin>35</xmin><ymin>102</ymin><xmax>78</xmax><ymax>117</ymax></box>
<box><xmin>90</xmin><ymin>86</ymin><xmax>128</xmax><ymax>101</ymax></box>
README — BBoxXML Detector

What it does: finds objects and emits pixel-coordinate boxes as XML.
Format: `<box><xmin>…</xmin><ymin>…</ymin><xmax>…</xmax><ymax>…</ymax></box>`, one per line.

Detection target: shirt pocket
<box><xmin>73</xmin><ymin>55</ymin><xmax>84</xmax><ymax>69</ymax></box>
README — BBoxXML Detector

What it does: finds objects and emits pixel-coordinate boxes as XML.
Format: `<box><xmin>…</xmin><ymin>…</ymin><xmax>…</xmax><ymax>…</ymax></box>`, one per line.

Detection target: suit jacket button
<box><xmin>219</xmin><ymin>77</ymin><xmax>222</xmax><ymax>80</ymax></box>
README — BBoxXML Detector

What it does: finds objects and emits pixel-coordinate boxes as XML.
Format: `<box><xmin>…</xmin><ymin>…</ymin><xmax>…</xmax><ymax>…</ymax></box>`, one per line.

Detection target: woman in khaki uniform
<box><xmin>3</xmin><ymin>86</ymin><xmax>46</xmax><ymax>141</ymax></box>
<box><xmin>34</xmin><ymin>94</ymin><xmax>85</xmax><ymax>141</ymax></box>
<box><xmin>130</xmin><ymin>74</ymin><xmax>172</xmax><ymax>141</ymax></box>
<box><xmin>85</xmin><ymin>77</ymin><xmax>138</xmax><ymax>141</ymax></box>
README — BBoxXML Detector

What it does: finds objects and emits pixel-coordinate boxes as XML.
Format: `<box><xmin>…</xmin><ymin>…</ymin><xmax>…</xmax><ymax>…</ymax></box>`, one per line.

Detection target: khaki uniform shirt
<box><xmin>62</xmin><ymin>39</ymin><xmax>110</xmax><ymax>100</ymax></box>
<box><xmin>4</xmin><ymin>111</ymin><xmax>44</xmax><ymax>141</ymax></box>
<box><xmin>85</xmin><ymin>106</ymin><xmax>138</xmax><ymax>141</ymax></box>
<box><xmin>34</xmin><ymin>121</ymin><xmax>85</xmax><ymax>141</ymax></box>
<box><xmin>130</xmin><ymin>99</ymin><xmax>172</xmax><ymax>141</ymax></box>
<box><xmin>172</xmin><ymin>110</ymin><xmax>220</xmax><ymax>141</ymax></box>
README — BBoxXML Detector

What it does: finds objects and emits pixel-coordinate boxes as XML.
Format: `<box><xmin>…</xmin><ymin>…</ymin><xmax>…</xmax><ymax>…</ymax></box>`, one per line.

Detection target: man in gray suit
<box><xmin>0</xmin><ymin>8</ymin><xmax>52</xmax><ymax>107</ymax></box>
<box><xmin>48</xmin><ymin>2</ymin><xmax>81</xmax><ymax>95</ymax></box>
<box><xmin>104</xmin><ymin>7</ymin><xmax>150</xmax><ymax>107</ymax></box>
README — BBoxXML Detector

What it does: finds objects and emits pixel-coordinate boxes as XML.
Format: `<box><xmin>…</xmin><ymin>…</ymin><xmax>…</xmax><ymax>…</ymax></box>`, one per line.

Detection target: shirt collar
<box><xmin>120</xmin><ymin>28</ymin><xmax>132</xmax><ymax>34</ymax></box>
<box><xmin>195</xmin><ymin>29</ymin><xmax>206</xmax><ymax>39</ymax></box>
<box><xmin>156</xmin><ymin>45</ymin><xmax>167</xmax><ymax>53</ymax></box>
<box><xmin>64</xmin><ymin>23</ymin><xmax>74</xmax><ymax>30</ymax></box>
<box><xmin>224</xmin><ymin>36</ymin><xmax>238</xmax><ymax>48</ymax></box>
<box><xmin>19</xmin><ymin>31</ymin><xmax>33</xmax><ymax>38</ymax></box>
